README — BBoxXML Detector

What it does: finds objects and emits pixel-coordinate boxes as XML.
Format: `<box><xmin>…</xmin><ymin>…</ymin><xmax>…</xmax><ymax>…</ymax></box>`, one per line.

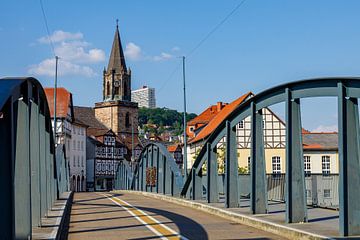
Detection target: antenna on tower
<box><xmin>116</xmin><ymin>19</ymin><xmax>119</xmax><ymax>28</ymax></box>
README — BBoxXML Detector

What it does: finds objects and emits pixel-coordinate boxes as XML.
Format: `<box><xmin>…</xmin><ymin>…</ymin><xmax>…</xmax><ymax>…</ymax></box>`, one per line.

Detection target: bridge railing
<box><xmin>114</xmin><ymin>142</ymin><xmax>184</xmax><ymax>197</ymax></box>
<box><xmin>114</xmin><ymin>158</ymin><xmax>133</xmax><ymax>190</ymax></box>
<box><xmin>0</xmin><ymin>77</ymin><xmax>68</xmax><ymax>239</ymax></box>
<box><xmin>180</xmin><ymin>78</ymin><xmax>360</xmax><ymax>236</ymax></box>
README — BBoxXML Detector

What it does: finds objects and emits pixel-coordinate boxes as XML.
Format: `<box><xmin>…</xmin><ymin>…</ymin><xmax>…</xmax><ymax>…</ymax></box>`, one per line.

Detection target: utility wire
<box><xmin>39</xmin><ymin>0</ymin><xmax>56</xmax><ymax>57</ymax></box>
<box><xmin>158</xmin><ymin>0</ymin><xmax>247</xmax><ymax>93</ymax></box>
<box><xmin>186</xmin><ymin>0</ymin><xmax>247</xmax><ymax>58</ymax></box>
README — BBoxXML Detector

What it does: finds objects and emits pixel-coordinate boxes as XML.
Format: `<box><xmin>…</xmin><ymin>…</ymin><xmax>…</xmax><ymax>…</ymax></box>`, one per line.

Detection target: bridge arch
<box><xmin>0</xmin><ymin>77</ymin><xmax>68</xmax><ymax>239</ymax></box>
<box><xmin>115</xmin><ymin>142</ymin><xmax>184</xmax><ymax>196</ymax></box>
<box><xmin>181</xmin><ymin>77</ymin><xmax>360</xmax><ymax>236</ymax></box>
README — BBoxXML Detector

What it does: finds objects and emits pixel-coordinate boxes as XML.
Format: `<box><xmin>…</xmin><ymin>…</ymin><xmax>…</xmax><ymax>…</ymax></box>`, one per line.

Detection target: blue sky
<box><xmin>1</xmin><ymin>1</ymin><xmax>360</xmax><ymax>131</ymax></box>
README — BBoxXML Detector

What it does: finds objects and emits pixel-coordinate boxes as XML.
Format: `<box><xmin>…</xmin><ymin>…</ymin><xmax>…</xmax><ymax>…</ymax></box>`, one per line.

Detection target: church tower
<box><xmin>94</xmin><ymin>21</ymin><xmax>139</xmax><ymax>148</ymax></box>
<box><xmin>103</xmin><ymin>21</ymin><xmax>132</xmax><ymax>102</ymax></box>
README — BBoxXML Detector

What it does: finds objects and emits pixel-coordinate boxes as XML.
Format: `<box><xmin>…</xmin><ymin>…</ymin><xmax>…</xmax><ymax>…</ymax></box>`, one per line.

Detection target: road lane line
<box><xmin>101</xmin><ymin>193</ymin><xmax>188</xmax><ymax>240</ymax></box>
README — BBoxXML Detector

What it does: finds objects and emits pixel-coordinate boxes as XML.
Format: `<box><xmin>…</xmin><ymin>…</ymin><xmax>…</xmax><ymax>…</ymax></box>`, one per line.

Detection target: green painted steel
<box><xmin>180</xmin><ymin>77</ymin><xmax>360</xmax><ymax>236</ymax></box>
<box><xmin>338</xmin><ymin>82</ymin><xmax>360</xmax><ymax>236</ymax></box>
<box><xmin>0</xmin><ymin>77</ymin><xmax>69</xmax><ymax>239</ymax></box>
<box><xmin>30</xmin><ymin>102</ymin><xmax>41</xmax><ymax>227</ymax></box>
<box><xmin>225</xmin><ymin>120</ymin><xmax>239</xmax><ymax>208</ymax></box>
<box><xmin>207</xmin><ymin>143</ymin><xmax>218</xmax><ymax>203</ymax></box>
<box><xmin>14</xmin><ymin>100</ymin><xmax>31</xmax><ymax>239</ymax></box>
<box><xmin>285</xmin><ymin>89</ymin><xmax>307</xmax><ymax>223</ymax></box>
<box><xmin>250</xmin><ymin>104</ymin><xmax>267</xmax><ymax>214</ymax></box>
<box><xmin>115</xmin><ymin>142</ymin><xmax>183</xmax><ymax>197</ymax></box>
<box><xmin>0</xmin><ymin>98</ymin><xmax>13</xmax><ymax>240</ymax></box>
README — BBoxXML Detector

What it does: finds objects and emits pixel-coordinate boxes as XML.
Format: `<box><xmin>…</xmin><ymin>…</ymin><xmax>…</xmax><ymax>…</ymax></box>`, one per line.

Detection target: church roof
<box><xmin>107</xmin><ymin>23</ymin><xmax>127</xmax><ymax>73</ymax></box>
<box><xmin>73</xmin><ymin>106</ymin><xmax>108</xmax><ymax>130</ymax></box>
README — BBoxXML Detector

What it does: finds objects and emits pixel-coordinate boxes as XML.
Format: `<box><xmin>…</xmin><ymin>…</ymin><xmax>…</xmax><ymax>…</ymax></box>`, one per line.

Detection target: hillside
<box><xmin>138</xmin><ymin>107</ymin><xmax>197</xmax><ymax>135</ymax></box>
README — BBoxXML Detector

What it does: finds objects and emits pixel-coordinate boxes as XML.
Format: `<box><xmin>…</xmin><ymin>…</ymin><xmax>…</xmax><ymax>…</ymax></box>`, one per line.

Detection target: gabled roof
<box><xmin>73</xmin><ymin>106</ymin><xmax>108</xmax><ymax>130</ymax></box>
<box><xmin>107</xmin><ymin>24</ymin><xmax>127</xmax><ymax>73</ymax></box>
<box><xmin>188</xmin><ymin>103</ymin><xmax>227</xmax><ymax>126</ymax></box>
<box><xmin>302</xmin><ymin>132</ymin><xmax>338</xmax><ymax>151</ymax></box>
<box><xmin>167</xmin><ymin>144</ymin><xmax>181</xmax><ymax>153</ymax></box>
<box><xmin>190</xmin><ymin>92</ymin><xmax>253</xmax><ymax>144</ymax></box>
<box><xmin>44</xmin><ymin>87</ymin><xmax>74</xmax><ymax>119</ymax></box>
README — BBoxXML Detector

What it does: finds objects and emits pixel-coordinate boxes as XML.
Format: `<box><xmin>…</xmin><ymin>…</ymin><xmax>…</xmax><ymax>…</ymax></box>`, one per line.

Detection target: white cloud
<box><xmin>28</xmin><ymin>58</ymin><xmax>96</xmax><ymax>77</ymax></box>
<box><xmin>124</xmin><ymin>42</ymin><xmax>142</xmax><ymax>60</ymax></box>
<box><xmin>38</xmin><ymin>30</ymin><xmax>83</xmax><ymax>44</ymax></box>
<box><xmin>124</xmin><ymin>42</ymin><xmax>174</xmax><ymax>62</ymax></box>
<box><xmin>312</xmin><ymin>124</ymin><xmax>338</xmax><ymax>132</ymax></box>
<box><xmin>171</xmin><ymin>46</ymin><xmax>180</xmax><ymax>52</ymax></box>
<box><xmin>153</xmin><ymin>52</ymin><xmax>173</xmax><ymax>61</ymax></box>
<box><xmin>29</xmin><ymin>30</ymin><xmax>104</xmax><ymax>77</ymax></box>
<box><xmin>55</xmin><ymin>41</ymin><xmax>105</xmax><ymax>63</ymax></box>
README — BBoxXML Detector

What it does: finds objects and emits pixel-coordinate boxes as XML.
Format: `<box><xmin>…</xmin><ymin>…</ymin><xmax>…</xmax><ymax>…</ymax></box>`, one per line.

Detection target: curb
<box><xmin>115</xmin><ymin>190</ymin><xmax>331</xmax><ymax>240</ymax></box>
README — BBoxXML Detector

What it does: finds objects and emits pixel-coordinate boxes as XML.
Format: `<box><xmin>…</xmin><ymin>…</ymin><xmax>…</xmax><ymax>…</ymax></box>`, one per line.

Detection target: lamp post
<box><xmin>182</xmin><ymin>56</ymin><xmax>188</xmax><ymax>178</ymax></box>
<box><xmin>53</xmin><ymin>56</ymin><xmax>59</xmax><ymax>145</ymax></box>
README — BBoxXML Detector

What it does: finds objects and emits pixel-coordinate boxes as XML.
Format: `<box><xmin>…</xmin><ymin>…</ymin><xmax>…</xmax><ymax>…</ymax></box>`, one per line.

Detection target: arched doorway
<box><xmin>81</xmin><ymin>176</ymin><xmax>85</xmax><ymax>192</ymax></box>
<box><xmin>72</xmin><ymin>175</ymin><xmax>76</xmax><ymax>191</ymax></box>
<box><xmin>77</xmin><ymin>175</ymin><xmax>80</xmax><ymax>192</ymax></box>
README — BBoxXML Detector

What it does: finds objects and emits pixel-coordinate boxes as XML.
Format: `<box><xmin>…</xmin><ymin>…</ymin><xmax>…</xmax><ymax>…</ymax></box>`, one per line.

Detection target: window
<box><xmin>81</xmin><ymin>156</ymin><xmax>84</xmax><ymax>167</ymax></box>
<box><xmin>324</xmin><ymin>189</ymin><xmax>331</xmax><ymax>198</ymax></box>
<box><xmin>73</xmin><ymin>140</ymin><xmax>76</xmax><ymax>150</ymax></box>
<box><xmin>106</xmin><ymin>82</ymin><xmax>110</xmax><ymax>96</ymax></box>
<box><xmin>77</xmin><ymin>156</ymin><xmax>80</xmax><ymax>167</ymax></box>
<box><xmin>272</xmin><ymin>156</ymin><xmax>281</xmax><ymax>175</ymax></box>
<box><xmin>81</xmin><ymin>141</ymin><xmax>84</xmax><ymax>151</ymax></box>
<box><xmin>322</xmin><ymin>156</ymin><xmax>330</xmax><ymax>176</ymax></box>
<box><xmin>125</xmin><ymin>112</ymin><xmax>130</xmax><ymax>128</ymax></box>
<box><xmin>78</xmin><ymin>141</ymin><xmax>80</xmax><ymax>151</ymax></box>
<box><xmin>73</xmin><ymin>156</ymin><xmax>75</xmax><ymax>167</ymax></box>
<box><xmin>304</xmin><ymin>156</ymin><xmax>311</xmax><ymax>176</ymax></box>
<box><xmin>306</xmin><ymin>190</ymin><xmax>311</xmax><ymax>198</ymax></box>
<box><xmin>239</xmin><ymin>120</ymin><xmax>244</xmax><ymax>129</ymax></box>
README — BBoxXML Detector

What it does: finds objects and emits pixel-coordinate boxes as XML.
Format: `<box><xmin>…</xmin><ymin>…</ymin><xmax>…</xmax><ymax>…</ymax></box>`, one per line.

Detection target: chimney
<box><xmin>217</xmin><ymin>102</ymin><xmax>223</xmax><ymax>112</ymax></box>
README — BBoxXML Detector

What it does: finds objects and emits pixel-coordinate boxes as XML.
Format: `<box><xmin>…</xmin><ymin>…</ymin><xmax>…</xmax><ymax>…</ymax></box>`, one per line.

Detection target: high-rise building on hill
<box><xmin>131</xmin><ymin>86</ymin><xmax>156</xmax><ymax>108</ymax></box>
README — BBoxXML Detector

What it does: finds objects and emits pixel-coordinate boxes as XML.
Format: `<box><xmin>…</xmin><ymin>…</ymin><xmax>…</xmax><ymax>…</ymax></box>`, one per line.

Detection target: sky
<box><xmin>1</xmin><ymin>0</ymin><xmax>360</xmax><ymax>132</ymax></box>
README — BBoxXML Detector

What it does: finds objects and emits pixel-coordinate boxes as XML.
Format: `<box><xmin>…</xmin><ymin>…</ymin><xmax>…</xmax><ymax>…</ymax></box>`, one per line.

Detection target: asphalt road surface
<box><xmin>66</xmin><ymin>192</ymin><xmax>285</xmax><ymax>240</ymax></box>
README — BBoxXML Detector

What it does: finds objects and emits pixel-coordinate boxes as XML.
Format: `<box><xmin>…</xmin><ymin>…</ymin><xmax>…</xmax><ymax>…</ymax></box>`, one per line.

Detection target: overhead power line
<box><xmin>158</xmin><ymin>0</ymin><xmax>247</xmax><ymax>93</ymax></box>
<box><xmin>39</xmin><ymin>0</ymin><xmax>56</xmax><ymax>57</ymax></box>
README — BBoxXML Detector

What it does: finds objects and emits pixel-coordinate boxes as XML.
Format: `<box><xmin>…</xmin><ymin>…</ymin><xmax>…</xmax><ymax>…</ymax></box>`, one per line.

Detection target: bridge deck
<box><xmin>66</xmin><ymin>192</ymin><xmax>285</xmax><ymax>239</ymax></box>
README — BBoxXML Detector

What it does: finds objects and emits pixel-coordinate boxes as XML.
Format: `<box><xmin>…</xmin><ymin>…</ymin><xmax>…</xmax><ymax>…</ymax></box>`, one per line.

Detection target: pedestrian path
<box><xmin>66</xmin><ymin>192</ymin><xmax>284</xmax><ymax>240</ymax></box>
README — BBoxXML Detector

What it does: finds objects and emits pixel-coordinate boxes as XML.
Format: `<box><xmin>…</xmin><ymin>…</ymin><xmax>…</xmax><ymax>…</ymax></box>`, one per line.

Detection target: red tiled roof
<box><xmin>190</xmin><ymin>92</ymin><xmax>252</xmax><ymax>144</ymax></box>
<box><xmin>303</xmin><ymin>143</ymin><xmax>324</xmax><ymax>150</ymax></box>
<box><xmin>188</xmin><ymin>104</ymin><xmax>227</xmax><ymax>126</ymax></box>
<box><xmin>167</xmin><ymin>144</ymin><xmax>180</xmax><ymax>153</ymax></box>
<box><xmin>44</xmin><ymin>88</ymin><xmax>72</xmax><ymax>118</ymax></box>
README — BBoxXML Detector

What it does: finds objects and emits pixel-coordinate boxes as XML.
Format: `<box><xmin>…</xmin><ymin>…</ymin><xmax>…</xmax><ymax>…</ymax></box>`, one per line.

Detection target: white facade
<box><xmin>69</xmin><ymin>123</ymin><xmax>87</xmax><ymax>192</ymax></box>
<box><xmin>131</xmin><ymin>86</ymin><xmax>156</xmax><ymax>108</ymax></box>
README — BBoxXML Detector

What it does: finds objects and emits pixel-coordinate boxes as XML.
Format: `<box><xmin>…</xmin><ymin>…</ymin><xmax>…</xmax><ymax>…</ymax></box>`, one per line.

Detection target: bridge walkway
<box><xmin>66</xmin><ymin>192</ymin><xmax>284</xmax><ymax>240</ymax></box>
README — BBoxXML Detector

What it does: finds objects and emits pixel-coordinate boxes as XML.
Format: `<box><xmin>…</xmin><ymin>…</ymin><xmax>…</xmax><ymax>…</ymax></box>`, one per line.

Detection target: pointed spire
<box><xmin>107</xmin><ymin>19</ymin><xmax>127</xmax><ymax>73</ymax></box>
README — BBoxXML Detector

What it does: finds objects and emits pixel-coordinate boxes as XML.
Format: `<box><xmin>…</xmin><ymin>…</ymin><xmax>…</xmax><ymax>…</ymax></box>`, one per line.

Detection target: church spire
<box><xmin>107</xmin><ymin>19</ymin><xmax>127</xmax><ymax>73</ymax></box>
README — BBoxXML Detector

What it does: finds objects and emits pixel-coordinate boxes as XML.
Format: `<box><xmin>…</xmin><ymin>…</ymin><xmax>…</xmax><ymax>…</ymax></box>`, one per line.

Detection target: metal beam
<box><xmin>285</xmin><ymin>88</ymin><xmax>307</xmax><ymax>223</ymax></box>
<box><xmin>250</xmin><ymin>102</ymin><xmax>267</xmax><ymax>214</ymax></box>
<box><xmin>191</xmin><ymin>168</ymin><xmax>202</xmax><ymax>200</ymax></box>
<box><xmin>30</xmin><ymin>101</ymin><xmax>41</xmax><ymax>227</ymax></box>
<box><xmin>225</xmin><ymin>120</ymin><xmax>239</xmax><ymax>208</ymax></box>
<box><xmin>338</xmin><ymin>82</ymin><xmax>360</xmax><ymax>236</ymax></box>
<box><xmin>207</xmin><ymin>143</ymin><xmax>218</xmax><ymax>203</ymax></box>
<box><xmin>14</xmin><ymin>100</ymin><xmax>31</xmax><ymax>239</ymax></box>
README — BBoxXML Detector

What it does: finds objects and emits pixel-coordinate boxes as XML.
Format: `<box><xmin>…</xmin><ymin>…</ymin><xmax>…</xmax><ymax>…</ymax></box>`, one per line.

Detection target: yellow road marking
<box><xmin>101</xmin><ymin>193</ymin><xmax>187</xmax><ymax>240</ymax></box>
